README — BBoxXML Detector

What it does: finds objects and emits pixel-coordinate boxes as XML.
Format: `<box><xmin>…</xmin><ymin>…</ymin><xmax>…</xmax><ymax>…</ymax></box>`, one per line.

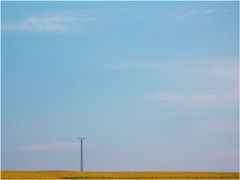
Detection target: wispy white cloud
<box><xmin>108</xmin><ymin>59</ymin><xmax>238</xmax><ymax>109</ymax></box>
<box><xmin>2</xmin><ymin>5</ymin><xmax>220</xmax><ymax>34</ymax></box>
<box><xmin>21</xmin><ymin>142</ymin><xmax>94</xmax><ymax>151</ymax></box>
<box><xmin>2</xmin><ymin>14</ymin><xmax>95</xmax><ymax>33</ymax></box>
<box><xmin>147</xmin><ymin>89</ymin><xmax>237</xmax><ymax>109</ymax></box>
<box><xmin>107</xmin><ymin>59</ymin><xmax>238</xmax><ymax>79</ymax></box>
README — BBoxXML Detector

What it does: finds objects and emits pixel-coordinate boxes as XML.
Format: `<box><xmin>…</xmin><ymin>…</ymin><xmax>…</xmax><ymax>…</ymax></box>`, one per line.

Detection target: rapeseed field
<box><xmin>1</xmin><ymin>170</ymin><xmax>239</xmax><ymax>179</ymax></box>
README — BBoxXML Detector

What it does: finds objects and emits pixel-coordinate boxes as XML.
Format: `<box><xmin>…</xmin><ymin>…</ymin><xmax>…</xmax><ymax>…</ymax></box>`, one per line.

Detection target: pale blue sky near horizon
<box><xmin>1</xmin><ymin>1</ymin><xmax>239</xmax><ymax>171</ymax></box>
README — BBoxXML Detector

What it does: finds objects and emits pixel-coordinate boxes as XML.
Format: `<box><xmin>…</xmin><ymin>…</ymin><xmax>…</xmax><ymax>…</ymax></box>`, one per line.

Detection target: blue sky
<box><xmin>1</xmin><ymin>1</ymin><xmax>239</xmax><ymax>171</ymax></box>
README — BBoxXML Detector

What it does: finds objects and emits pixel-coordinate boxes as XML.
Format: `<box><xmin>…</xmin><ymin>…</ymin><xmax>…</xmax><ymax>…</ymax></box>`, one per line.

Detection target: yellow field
<box><xmin>1</xmin><ymin>170</ymin><xmax>239</xmax><ymax>179</ymax></box>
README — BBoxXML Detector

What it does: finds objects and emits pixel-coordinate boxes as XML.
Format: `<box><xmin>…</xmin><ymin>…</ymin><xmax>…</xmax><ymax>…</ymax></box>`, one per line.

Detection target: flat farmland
<box><xmin>1</xmin><ymin>171</ymin><xmax>239</xmax><ymax>179</ymax></box>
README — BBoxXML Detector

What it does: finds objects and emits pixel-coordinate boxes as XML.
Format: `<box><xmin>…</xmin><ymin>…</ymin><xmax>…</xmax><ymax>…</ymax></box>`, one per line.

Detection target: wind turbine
<box><xmin>77</xmin><ymin>137</ymin><xmax>86</xmax><ymax>171</ymax></box>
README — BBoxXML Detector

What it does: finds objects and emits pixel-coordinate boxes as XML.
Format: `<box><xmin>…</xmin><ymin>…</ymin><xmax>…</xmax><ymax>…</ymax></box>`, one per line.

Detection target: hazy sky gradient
<box><xmin>1</xmin><ymin>1</ymin><xmax>239</xmax><ymax>171</ymax></box>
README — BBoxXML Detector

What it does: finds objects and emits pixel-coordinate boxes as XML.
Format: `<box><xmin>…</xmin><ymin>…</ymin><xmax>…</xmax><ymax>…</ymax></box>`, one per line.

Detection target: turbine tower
<box><xmin>77</xmin><ymin>137</ymin><xmax>86</xmax><ymax>171</ymax></box>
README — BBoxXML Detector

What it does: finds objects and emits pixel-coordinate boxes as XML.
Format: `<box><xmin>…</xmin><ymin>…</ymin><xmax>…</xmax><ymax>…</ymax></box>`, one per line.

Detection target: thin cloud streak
<box><xmin>147</xmin><ymin>89</ymin><xmax>238</xmax><ymax>109</ymax></box>
<box><xmin>1</xmin><ymin>5</ymin><xmax>221</xmax><ymax>34</ymax></box>
<box><xmin>107</xmin><ymin>59</ymin><xmax>238</xmax><ymax>79</ymax></box>
<box><xmin>2</xmin><ymin>14</ymin><xmax>95</xmax><ymax>33</ymax></box>
<box><xmin>21</xmin><ymin>142</ymin><xmax>94</xmax><ymax>151</ymax></box>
